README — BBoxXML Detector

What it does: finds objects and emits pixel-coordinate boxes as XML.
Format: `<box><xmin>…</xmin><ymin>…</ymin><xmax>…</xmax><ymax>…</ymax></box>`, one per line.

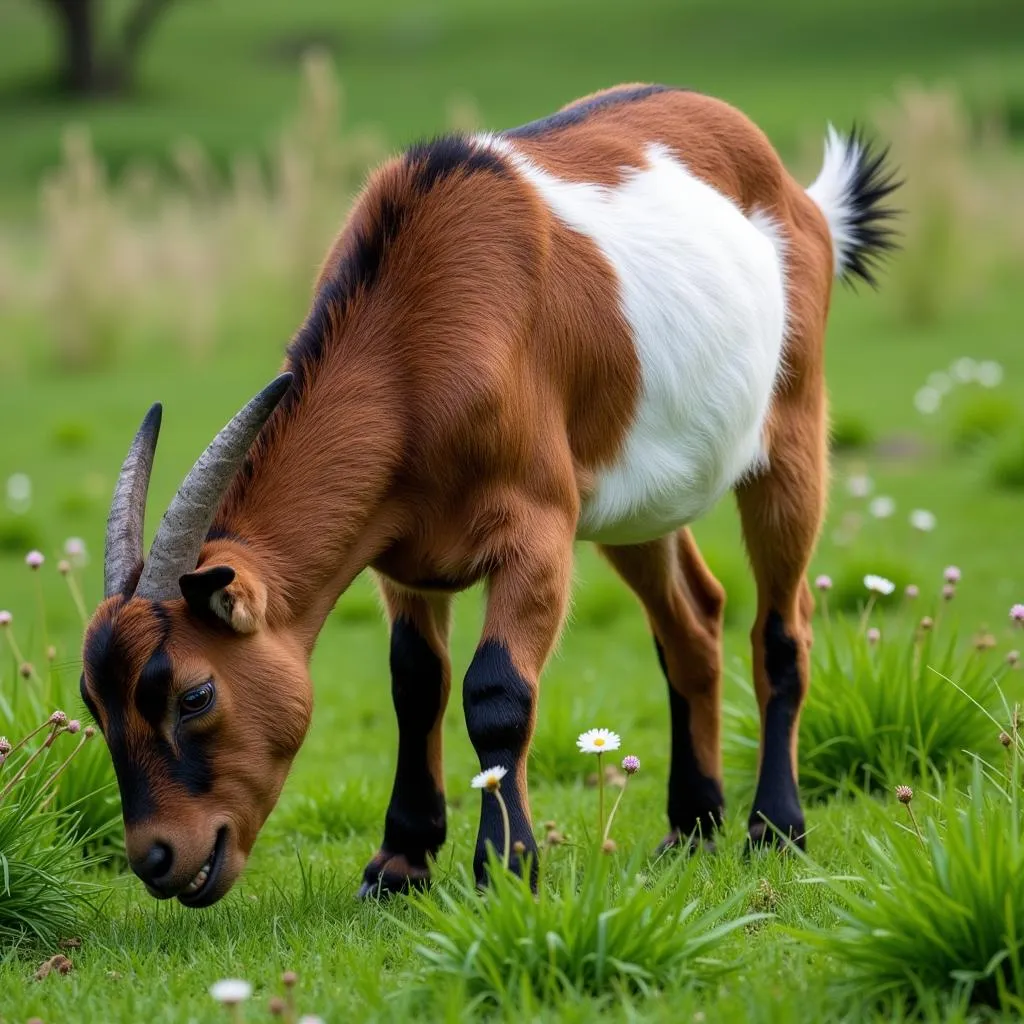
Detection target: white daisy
<box><xmin>868</xmin><ymin>495</ymin><xmax>895</xmax><ymax>519</ymax></box>
<box><xmin>909</xmin><ymin>509</ymin><xmax>936</xmax><ymax>532</ymax></box>
<box><xmin>977</xmin><ymin>360</ymin><xmax>1004</xmax><ymax>388</ymax></box>
<box><xmin>577</xmin><ymin>728</ymin><xmax>621</xmax><ymax>754</ymax></box>
<box><xmin>846</xmin><ymin>473</ymin><xmax>873</xmax><ymax>498</ymax></box>
<box><xmin>209</xmin><ymin>979</ymin><xmax>253</xmax><ymax>1004</ymax></box>
<box><xmin>914</xmin><ymin>387</ymin><xmax>941</xmax><ymax>415</ymax></box>
<box><xmin>470</xmin><ymin>765</ymin><xmax>507</xmax><ymax>791</ymax></box>
<box><xmin>864</xmin><ymin>574</ymin><xmax>896</xmax><ymax>596</ymax></box>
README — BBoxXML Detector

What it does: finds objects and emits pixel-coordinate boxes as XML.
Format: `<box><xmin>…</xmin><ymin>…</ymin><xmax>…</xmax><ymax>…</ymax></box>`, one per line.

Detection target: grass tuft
<box><xmin>402</xmin><ymin>847</ymin><xmax>763</xmax><ymax>1012</ymax></box>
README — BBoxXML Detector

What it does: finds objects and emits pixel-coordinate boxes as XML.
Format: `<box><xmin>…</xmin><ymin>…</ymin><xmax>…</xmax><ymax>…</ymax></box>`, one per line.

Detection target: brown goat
<box><xmin>81</xmin><ymin>85</ymin><xmax>899</xmax><ymax>905</ymax></box>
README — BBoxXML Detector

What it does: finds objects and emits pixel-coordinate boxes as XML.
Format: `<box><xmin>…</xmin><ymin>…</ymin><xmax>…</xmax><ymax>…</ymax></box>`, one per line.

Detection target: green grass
<box><xmin>2</xmin><ymin>0</ymin><xmax>1024</xmax><ymax>211</ymax></box>
<box><xmin>3</xmin><ymin>0</ymin><xmax>1024</xmax><ymax>1020</ymax></box>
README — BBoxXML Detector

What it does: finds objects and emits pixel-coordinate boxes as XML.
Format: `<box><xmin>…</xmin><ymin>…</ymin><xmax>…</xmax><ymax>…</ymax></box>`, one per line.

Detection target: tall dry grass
<box><xmin>1</xmin><ymin>74</ymin><xmax>1023</xmax><ymax>373</ymax></box>
<box><xmin>871</xmin><ymin>83</ymin><xmax>1024</xmax><ymax>325</ymax></box>
<box><xmin>0</xmin><ymin>52</ymin><xmax>384</xmax><ymax>372</ymax></box>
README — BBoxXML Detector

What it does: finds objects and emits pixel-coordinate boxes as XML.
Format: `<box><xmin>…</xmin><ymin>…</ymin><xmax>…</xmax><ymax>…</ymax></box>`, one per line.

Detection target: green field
<box><xmin>2</xmin><ymin>1</ymin><xmax>1024</xmax><ymax>1021</ymax></box>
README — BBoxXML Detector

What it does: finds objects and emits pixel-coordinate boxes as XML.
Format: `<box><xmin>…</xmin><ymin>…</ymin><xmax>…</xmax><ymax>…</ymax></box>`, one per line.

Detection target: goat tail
<box><xmin>805</xmin><ymin>125</ymin><xmax>902</xmax><ymax>287</ymax></box>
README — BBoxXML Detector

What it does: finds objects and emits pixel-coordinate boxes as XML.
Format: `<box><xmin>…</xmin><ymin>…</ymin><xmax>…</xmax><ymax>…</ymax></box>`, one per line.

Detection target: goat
<box><xmin>81</xmin><ymin>85</ymin><xmax>899</xmax><ymax>905</ymax></box>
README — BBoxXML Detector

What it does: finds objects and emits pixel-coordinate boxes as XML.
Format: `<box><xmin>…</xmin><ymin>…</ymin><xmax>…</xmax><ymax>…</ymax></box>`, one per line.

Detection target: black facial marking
<box><xmin>82</xmin><ymin>606</ymin><xmax>213</xmax><ymax>824</ymax></box>
<box><xmin>505</xmin><ymin>84</ymin><xmax>687</xmax><ymax>139</ymax></box>
<box><xmin>749</xmin><ymin>611</ymin><xmax>806</xmax><ymax>846</ymax></box>
<box><xmin>380</xmin><ymin>616</ymin><xmax>447</xmax><ymax>865</ymax></box>
<box><xmin>134</xmin><ymin>645</ymin><xmax>173</xmax><ymax>729</ymax></box>
<box><xmin>462</xmin><ymin>640</ymin><xmax>537</xmax><ymax>884</ymax></box>
<box><xmin>654</xmin><ymin>640</ymin><xmax>724</xmax><ymax>839</ymax></box>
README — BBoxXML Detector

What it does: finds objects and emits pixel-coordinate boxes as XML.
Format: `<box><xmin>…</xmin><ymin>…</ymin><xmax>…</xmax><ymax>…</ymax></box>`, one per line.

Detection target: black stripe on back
<box><xmin>505</xmin><ymin>84</ymin><xmax>686</xmax><ymax>139</ymax></box>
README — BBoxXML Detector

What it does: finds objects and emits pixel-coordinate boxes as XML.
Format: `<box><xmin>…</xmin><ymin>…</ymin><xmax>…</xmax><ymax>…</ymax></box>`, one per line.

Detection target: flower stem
<box><xmin>492</xmin><ymin>787</ymin><xmax>511</xmax><ymax>870</ymax></box>
<box><xmin>597</xmin><ymin>751</ymin><xmax>605</xmax><ymax>841</ymax></box>
<box><xmin>38</xmin><ymin>732</ymin><xmax>93</xmax><ymax>810</ymax></box>
<box><xmin>602</xmin><ymin>776</ymin><xmax>629</xmax><ymax>844</ymax></box>
<box><xmin>904</xmin><ymin>804</ymin><xmax>925</xmax><ymax>849</ymax></box>
<box><xmin>857</xmin><ymin>595</ymin><xmax>876</xmax><ymax>636</ymax></box>
<box><xmin>6</xmin><ymin>718</ymin><xmax>58</xmax><ymax>758</ymax></box>
<box><xmin>0</xmin><ymin>724</ymin><xmax>60</xmax><ymax>803</ymax></box>
<box><xmin>64</xmin><ymin>569</ymin><xmax>89</xmax><ymax>628</ymax></box>
<box><xmin>33</xmin><ymin>572</ymin><xmax>50</xmax><ymax>670</ymax></box>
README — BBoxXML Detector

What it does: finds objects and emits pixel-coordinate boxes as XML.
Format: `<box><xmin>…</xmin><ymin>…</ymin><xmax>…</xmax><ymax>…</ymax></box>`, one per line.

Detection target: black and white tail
<box><xmin>806</xmin><ymin>126</ymin><xmax>902</xmax><ymax>287</ymax></box>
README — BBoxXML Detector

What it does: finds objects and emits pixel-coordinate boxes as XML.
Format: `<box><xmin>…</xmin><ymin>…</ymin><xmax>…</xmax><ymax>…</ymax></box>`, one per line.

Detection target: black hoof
<box><xmin>654</xmin><ymin>828</ymin><xmax>717</xmax><ymax>857</ymax></box>
<box><xmin>357</xmin><ymin>850</ymin><xmax>431</xmax><ymax>900</ymax></box>
<box><xmin>746</xmin><ymin>819</ymin><xmax>806</xmax><ymax>853</ymax></box>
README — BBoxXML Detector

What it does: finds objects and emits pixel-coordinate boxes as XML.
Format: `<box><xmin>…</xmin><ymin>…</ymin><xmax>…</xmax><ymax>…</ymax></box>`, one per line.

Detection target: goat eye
<box><xmin>180</xmin><ymin>683</ymin><xmax>215</xmax><ymax>718</ymax></box>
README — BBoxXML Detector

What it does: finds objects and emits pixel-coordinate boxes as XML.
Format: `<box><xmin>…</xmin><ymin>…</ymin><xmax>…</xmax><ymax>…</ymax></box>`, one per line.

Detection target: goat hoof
<box><xmin>654</xmin><ymin>829</ymin><xmax>717</xmax><ymax>857</ymax></box>
<box><xmin>357</xmin><ymin>850</ymin><xmax>430</xmax><ymax>900</ymax></box>
<box><xmin>746</xmin><ymin>819</ymin><xmax>806</xmax><ymax>854</ymax></box>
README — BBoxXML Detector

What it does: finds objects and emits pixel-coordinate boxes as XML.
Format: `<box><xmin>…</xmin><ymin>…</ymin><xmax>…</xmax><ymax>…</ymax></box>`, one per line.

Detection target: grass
<box><xmin>2</xmin><ymin>0</ymin><xmax>1024</xmax><ymax>1020</ymax></box>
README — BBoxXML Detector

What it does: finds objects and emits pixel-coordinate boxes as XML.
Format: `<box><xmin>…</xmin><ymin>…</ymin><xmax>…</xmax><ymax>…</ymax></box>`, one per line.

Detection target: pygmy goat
<box><xmin>81</xmin><ymin>84</ymin><xmax>899</xmax><ymax>905</ymax></box>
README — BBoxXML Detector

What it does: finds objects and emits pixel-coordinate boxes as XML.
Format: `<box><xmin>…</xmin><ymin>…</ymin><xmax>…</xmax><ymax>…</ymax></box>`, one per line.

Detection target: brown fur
<box><xmin>83</xmin><ymin>85</ymin><xmax>880</xmax><ymax>901</ymax></box>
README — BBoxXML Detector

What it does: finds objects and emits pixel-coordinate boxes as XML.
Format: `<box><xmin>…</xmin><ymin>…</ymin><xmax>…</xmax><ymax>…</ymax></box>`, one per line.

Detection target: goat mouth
<box><xmin>177</xmin><ymin>826</ymin><xmax>228</xmax><ymax>908</ymax></box>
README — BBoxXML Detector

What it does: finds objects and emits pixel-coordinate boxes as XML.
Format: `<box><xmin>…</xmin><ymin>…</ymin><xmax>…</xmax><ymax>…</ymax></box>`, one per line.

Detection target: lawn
<box><xmin>2</xmin><ymin>0</ymin><xmax>1024</xmax><ymax>1021</ymax></box>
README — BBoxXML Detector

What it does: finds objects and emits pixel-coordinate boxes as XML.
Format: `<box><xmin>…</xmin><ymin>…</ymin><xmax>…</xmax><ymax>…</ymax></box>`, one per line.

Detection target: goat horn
<box><xmin>104</xmin><ymin>403</ymin><xmax>163</xmax><ymax>598</ymax></box>
<box><xmin>135</xmin><ymin>373</ymin><xmax>293</xmax><ymax>602</ymax></box>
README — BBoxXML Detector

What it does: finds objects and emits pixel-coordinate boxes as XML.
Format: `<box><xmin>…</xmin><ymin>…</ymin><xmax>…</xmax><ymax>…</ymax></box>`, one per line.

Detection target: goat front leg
<box><xmin>358</xmin><ymin>583</ymin><xmax>451</xmax><ymax>898</ymax></box>
<box><xmin>463</xmin><ymin>508</ymin><xmax>574</xmax><ymax>887</ymax></box>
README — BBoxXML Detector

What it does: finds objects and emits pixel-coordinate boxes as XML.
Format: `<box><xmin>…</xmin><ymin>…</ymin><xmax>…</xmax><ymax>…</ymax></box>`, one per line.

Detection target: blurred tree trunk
<box><xmin>42</xmin><ymin>0</ymin><xmax>177</xmax><ymax>96</ymax></box>
<box><xmin>48</xmin><ymin>0</ymin><xmax>98</xmax><ymax>93</ymax></box>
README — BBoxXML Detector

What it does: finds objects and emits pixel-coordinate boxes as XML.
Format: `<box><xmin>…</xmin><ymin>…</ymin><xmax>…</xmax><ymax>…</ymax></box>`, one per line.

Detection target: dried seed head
<box><xmin>19</xmin><ymin>663</ymin><xmax>33</xmax><ymax>679</ymax></box>
<box><xmin>282</xmin><ymin>970</ymin><xmax>298</xmax><ymax>988</ymax></box>
<box><xmin>920</xmin><ymin>616</ymin><xmax>934</xmax><ymax>632</ymax></box>
<box><xmin>84</xmin><ymin>726</ymin><xmax>96</xmax><ymax>739</ymax></box>
<box><xmin>512</xmin><ymin>840</ymin><xmax>526</xmax><ymax>856</ymax></box>
<box><xmin>942</xmin><ymin>583</ymin><xmax>956</xmax><ymax>601</ymax></box>
<box><xmin>895</xmin><ymin>785</ymin><xmax>914</xmax><ymax>804</ymax></box>
<box><xmin>1008</xmin><ymin>650</ymin><xmax>1020</xmax><ymax>668</ymax></box>
<box><xmin>58</xmin><ymin>559</ymin><xmax>71</xmax><ymax>576</ymax></box>
<box><xmin>1000</xmin><ymin>731</ymin><xmax>1013</xmax><ymax>748</ymax></box>
<box><xmin>974</xmin><ymin>633</ymin><xmax>996</xmax><ymax>651</ymax></box>
<box><xmin>601</xmin><ymin>838</ymin><xmax>617</xmax><ymax>854</ymax></box>
<box><xmin>46</xmin><ymin>645</ymin><xmax>57</xmax><ymax>662</ymax></box>
<box><xmin>269</xmin><ymin>996</ymin><xmax>287</xmax><ymax>1016</ymax></box>
<box><xmin>545</xmin><ymin>829</ymin><xmax>564</xmax><ymax>846</ymax></box>
<box><xmin>543</xmin><ymin>820</ymin><xmax>558</xmax><ymax>830</ymax></box>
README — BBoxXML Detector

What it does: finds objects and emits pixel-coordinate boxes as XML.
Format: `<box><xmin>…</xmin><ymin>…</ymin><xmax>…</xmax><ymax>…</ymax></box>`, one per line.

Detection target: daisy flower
<box><xmin>909</xmin><ymin>509</ymin><xmax>936</xmax><ymax>532</ymax></box>
<box><xmin>470</xmin><ymin>766</ymin><xmax>511</xmax><ymax>868</ymax></box>
<box><xmin>577</xmin><ymin>728</ymin><xmax>621</xmax><ymax>754</ymax></box>
<box><xmin>868</xmin><ymin>495</ymin><xmax>895</xmax><ymax>519</ymax></box>
<box><xmin>863</xmin><ymin>575</ymin><xmax>896</xmax><ymax>596</ymax></box>
<box><xmin>209</xmin><ymin>979</ymin><xmax>252</xmax><ymax>1005</ymax></box>
<box><xmin>470</xmin><ymin>765</ymin><xmax>507</xmax><ymax>792</ymax></box>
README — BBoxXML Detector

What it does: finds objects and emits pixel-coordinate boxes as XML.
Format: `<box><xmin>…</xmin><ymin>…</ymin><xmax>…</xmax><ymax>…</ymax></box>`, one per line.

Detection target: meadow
<box><xmin>2</xmin><ymin>0</ymin><xmax>1024</xmax><ymax>1020</ymax></box>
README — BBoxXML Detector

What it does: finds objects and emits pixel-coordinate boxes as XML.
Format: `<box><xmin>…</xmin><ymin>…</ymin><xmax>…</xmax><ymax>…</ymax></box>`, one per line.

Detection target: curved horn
<box><xmin>104</xmin><ymin>403</ymin><xmax>162</xmax><ymax>598</ymax></box>
<box><xmin>135</xmin><ymin>373</ymin><xmax>293</xmax><ymax>602</ymax></box>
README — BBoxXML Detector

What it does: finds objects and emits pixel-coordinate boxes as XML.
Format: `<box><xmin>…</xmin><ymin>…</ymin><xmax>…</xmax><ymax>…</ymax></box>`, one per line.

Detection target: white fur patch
<box><xmin>483</xmin><ymin>138</ymin><xmax>787</xmax><ymax>545</ymax></box>
<box><xmin>805</xmin><ymin>125</ymin><xmax>861</xmax><ymax>277</ymax></box>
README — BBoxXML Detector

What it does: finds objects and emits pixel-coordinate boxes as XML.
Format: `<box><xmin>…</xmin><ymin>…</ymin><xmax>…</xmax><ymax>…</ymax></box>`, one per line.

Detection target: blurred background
<box><xmin>1</xmin><ymin>0</ymin><xmax>1024</xmax><ymax>649</ymax></box>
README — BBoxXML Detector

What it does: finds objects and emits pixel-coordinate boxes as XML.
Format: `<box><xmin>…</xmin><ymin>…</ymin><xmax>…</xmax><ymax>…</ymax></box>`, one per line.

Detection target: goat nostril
<box><xmin>138</xmin><ymin>841</ymin><xmax>173</xmax><ymax>882</ymax></box>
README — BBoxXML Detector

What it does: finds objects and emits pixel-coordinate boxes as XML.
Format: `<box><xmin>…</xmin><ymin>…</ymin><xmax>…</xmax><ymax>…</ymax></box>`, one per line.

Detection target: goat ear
<box><xmin>179</xmin><ymin>564</ymin><xmax>266</xmax><ymax>634</ymax></box>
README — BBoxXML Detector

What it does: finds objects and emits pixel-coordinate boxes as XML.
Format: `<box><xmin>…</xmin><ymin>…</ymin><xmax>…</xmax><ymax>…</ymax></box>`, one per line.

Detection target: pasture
<box><xmin>1</xmin><ymin>0</ymin><xmax>1023</xmax><ymax>1020</ymax></box>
